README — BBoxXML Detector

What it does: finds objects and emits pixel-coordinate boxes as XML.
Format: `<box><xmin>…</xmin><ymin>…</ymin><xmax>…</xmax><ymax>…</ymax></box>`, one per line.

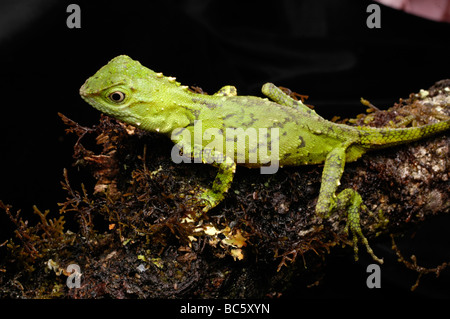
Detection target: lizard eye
<box><xmin>109</xmin><ymin>91</ymin><xmax>126</xmax><ymax>103</ymax></box>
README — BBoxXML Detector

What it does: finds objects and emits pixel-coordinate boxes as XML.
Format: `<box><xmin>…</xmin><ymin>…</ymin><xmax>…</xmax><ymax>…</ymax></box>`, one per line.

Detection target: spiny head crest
<box><xmin>80</xmin><ymin>55</ymin><xmax>185</xmax><ymax>98</ymax></box>
<box><xmin>79</xmin><ymin>55</ymin><xmax>192</xmax><ymax>132</ymax></box>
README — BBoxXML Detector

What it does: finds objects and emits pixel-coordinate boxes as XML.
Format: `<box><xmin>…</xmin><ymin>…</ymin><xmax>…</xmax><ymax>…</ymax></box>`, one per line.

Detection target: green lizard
<box><xmin>80</xmin><ymin>55</ymin><xmax>450</xmax><ymax>263</ymax></box>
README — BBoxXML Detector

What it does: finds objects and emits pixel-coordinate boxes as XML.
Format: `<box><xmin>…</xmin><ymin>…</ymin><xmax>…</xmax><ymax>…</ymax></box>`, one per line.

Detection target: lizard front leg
<box><xmin>194</xmin><ymin>144</ymin><xmax>236</xmax><ymax>213</ymax></box>
<box><xmin>172</xmin><ymin>127</ymin><xmax>236</xmax><ymax>214</ymax></box>
<box><xmin>316</xmin><ymin>145</ymin><xmax>383</xmax><ymax>264</ymax></box>
<box><xmin>199</xmin><ymin>158</ymin><xmax>236</xmax><ymax>212</ymax></box>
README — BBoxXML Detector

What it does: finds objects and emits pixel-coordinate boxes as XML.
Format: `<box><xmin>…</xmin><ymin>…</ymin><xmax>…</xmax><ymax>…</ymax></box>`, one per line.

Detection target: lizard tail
<box><xmin>358</xmin><ymin>119</ymin><xmax>450</xmax><ymax>148</ymax></box>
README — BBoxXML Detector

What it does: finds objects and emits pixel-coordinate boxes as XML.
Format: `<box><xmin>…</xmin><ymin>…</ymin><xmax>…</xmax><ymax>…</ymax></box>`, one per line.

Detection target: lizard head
<box><xmin>80</xmin><ymin>55</ymin><xmax>194</xmax><ymax>133</ymax></box>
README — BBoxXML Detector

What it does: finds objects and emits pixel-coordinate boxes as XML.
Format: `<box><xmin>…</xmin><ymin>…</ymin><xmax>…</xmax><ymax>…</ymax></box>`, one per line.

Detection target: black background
<box><xmin>0</xmin><ymin>0</ymin><xmax>449</xmax><ymax>301</ymax></box>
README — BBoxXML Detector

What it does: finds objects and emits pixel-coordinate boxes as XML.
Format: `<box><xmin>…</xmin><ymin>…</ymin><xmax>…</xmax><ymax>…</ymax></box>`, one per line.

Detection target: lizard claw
<box><xmin>345</xmin><ymin>206</ymin><xmax>384</xmax><ymax>264</ymax></box>
<box><xmin>184</xmin><ymin>188</ymin><xmax>223</xmax><ymax>215</ymax></box>
<box><xmin>198</xmin><ymin>191</ymin><xmax>224</xmax><ymax>212</ymax></box>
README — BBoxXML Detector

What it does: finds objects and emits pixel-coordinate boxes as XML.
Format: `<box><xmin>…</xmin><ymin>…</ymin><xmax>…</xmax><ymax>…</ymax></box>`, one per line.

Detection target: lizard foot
<box><xmin>318</xmin><ymin>187</ymin><xmax>384</xmax><ymax>264</ymax></box>
<box><xmin>344</xmin><ymin>199</ymin><xmax>384</xmax><ymax>264</ymax></box>
<box><xmin>198</xmin><ymin>190</ymin><xmax>224</xmax><ymax>212</ymax></box>
<box><xmin>185</xmin><ymin>187</ymin><xmax>224</xmax><ymax>216</ymax></box>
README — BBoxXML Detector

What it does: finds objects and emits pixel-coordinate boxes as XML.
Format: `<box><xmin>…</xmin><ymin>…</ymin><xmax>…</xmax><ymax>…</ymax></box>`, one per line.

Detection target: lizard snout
<box><xmin>79</xmin><ymin>82</ymin><xmax>88</xmax><ymax>97</ymax></box>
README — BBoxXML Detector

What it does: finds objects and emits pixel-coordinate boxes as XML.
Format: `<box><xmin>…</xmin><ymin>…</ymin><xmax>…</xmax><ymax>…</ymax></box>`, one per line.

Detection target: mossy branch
<box><xmin>1</xmin><ymin>80</ymin><xmax>449</xmax><ymax>298</ymax></box>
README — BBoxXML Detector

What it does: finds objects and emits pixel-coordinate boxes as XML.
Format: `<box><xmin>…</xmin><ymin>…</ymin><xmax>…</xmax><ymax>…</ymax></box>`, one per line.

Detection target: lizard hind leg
<box><xmin>261</xmin><ymin>82</ymin><xmax>317</xmax><ymax>114</ymax></box>
<box><xmin>315</xmin><ymin>146</ymin><xmax>383</xmax><ymax>264</ymax></box>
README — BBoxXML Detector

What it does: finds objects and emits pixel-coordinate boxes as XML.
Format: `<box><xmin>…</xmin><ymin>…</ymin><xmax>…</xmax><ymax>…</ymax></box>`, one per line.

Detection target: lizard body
<box><xmin>80</xmin><ymin>55</ymin><xmax>449</xmax><ymax>263</ymax></box>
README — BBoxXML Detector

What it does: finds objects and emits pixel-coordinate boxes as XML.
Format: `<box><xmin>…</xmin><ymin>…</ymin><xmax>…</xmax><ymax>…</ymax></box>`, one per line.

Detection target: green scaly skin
<box><xmin>80</xmin><ymin>55</ymin><xmax>450</xmax><ymax>263</ymax></box>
